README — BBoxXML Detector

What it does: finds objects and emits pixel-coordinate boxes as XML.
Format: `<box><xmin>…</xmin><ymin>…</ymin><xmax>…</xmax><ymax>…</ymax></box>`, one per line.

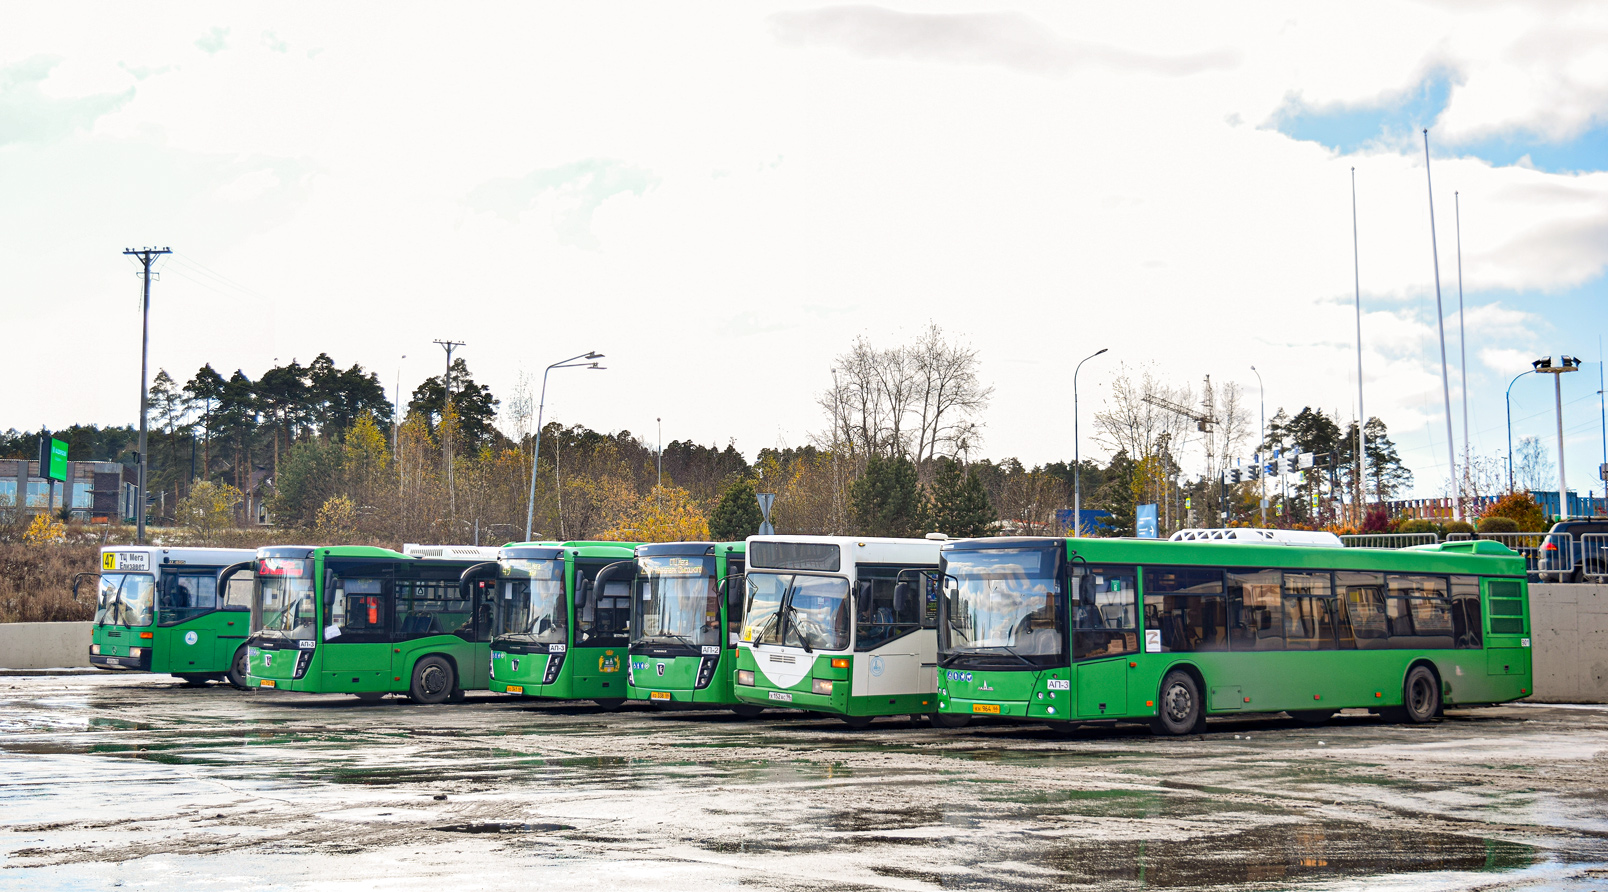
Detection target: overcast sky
<box><xmin>5</xmin><ymin>3</ymin><xmax>1607</xmax><ymax>500</ymax></box>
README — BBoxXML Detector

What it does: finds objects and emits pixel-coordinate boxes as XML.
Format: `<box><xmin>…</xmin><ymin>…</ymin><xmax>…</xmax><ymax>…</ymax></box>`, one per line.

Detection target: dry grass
<box><xmin>0</xmin><ymin>521</ymin><xmax>410</xmax><ymax>624</ymax></box>
<box><xmin>0</xmin><ymin>543</ymin><xmax>100</xmax><ymax>623</ymax></box>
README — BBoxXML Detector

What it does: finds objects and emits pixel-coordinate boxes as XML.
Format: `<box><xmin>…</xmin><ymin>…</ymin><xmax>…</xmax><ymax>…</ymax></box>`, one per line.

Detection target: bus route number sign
<box><xmin>102</xmin><ymin>552</ymin><xmax>149</xmax><ymax>572</ymax></box>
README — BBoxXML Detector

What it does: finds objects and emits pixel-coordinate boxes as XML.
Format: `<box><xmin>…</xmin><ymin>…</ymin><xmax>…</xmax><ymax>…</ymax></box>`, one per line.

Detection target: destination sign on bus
<box><xmin>101</xmin><ymin>551</ymin><xmax>149</xmax><ymax>572</ymax></box>
<box><xmin>258</xmin><ymin>558</ymin><xmax>306</xmax><ymax>577</ymax></box>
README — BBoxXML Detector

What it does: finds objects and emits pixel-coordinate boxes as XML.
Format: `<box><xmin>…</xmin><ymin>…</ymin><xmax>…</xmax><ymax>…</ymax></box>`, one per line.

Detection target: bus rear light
<box><xmin>1313</xmin><ymin>694</ymin><xmax>1321</xmax><ymax>700</ymax></box>
<box><xmin>139</xmin><ymin>632</ymin><xmax>153</xmax><ymax>639</ymax></box>
<box><xmin>831</xmin><ymin>658</ymin><xmax>850</xmax><ymax>669</ymax></box>
<box><xmin>812</xmin><ymin>679</ymin><xmax>834</xmax><ymax>695</ymax></box>
<box><xmin>736</xmin><ymin>670</ymin><xmax>755</xmax><ymax>686</ymax></box>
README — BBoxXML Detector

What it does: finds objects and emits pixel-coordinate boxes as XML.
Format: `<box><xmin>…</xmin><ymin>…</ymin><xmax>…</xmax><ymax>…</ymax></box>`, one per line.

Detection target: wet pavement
<box><xmin>2</xmin><ymin>676</ymin><xmax>1607</xmax><ymax>891</ymax></box>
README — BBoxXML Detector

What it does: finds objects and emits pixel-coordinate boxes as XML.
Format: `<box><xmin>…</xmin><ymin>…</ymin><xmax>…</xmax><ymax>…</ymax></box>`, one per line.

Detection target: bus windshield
<box><xmin>939</xmin><ymin>546</ymin><xmax>1061</xmax><ymax>665</ymax></box>
<box><xmin>253</xmin><ymin>557</ymin><xmax>317</xmax><ymax>642</ymax></box>
<box><xmin>495</xmin><ymin>559</ymin><xmax>567</xmax><ymax>644</ymax></box>
<box><xmin>743</xmin><ymin>572</ymin><xmax>850</xmax><ymax>652</ymax></box>
<box><xmin>95</xmin><ymin>573</ymin><xmax>154</xmax><ymax>627</ymax></box>
<box><xmin>633</xmin><ymin>555</ymin><xmax>718</xmax><ymax>648</ymax></box>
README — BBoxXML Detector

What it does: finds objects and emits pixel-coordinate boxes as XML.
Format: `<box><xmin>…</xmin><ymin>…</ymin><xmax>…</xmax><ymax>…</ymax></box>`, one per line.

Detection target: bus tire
<box><xmin>1150</xmin><ymin>670</ymin><xmax>1203</xmax><ymax>736</ymax></box>
<box><xmin>839</xmin><ymin>714</ymin><xmax>874</xmax><ymax>729</ymax></box>
<box><xmin>354</xmin><ymin>692</ymin><xmax>386</xmax><ymax>703</ymax></box>
<box><xmin>227</xmin><ymin>647</ymin><xmax>252</xmax><ymax>691</ymax></box>
<box><xmin>1289</xmin><ymin>709</ymin><xmax>1337</xmax><ymax>725</ymax></box>
<box><xmin>928</xmin><ymin>713</ymin><xmax>970</xmax><ymax>729</ymax></box>
<box><xmin>593</xmin><ymin>698</ymin><xmax>627</xmax><ymax>711</ymax></box>
<box><xmin>1398</xmin><ymin>665</ymin><xmax>1441</xmax><ymax>724</ymax></box>
<box><xmin>409</xmin><ymin>656</ymin><xmax>455</xmax><ymax>705</ymax></box>
<box><xmin>730</xmin><ymin>704</ymin><xmax>765</xmax><ymax>718</ymax></box>
<box><xmin>175</xmin><ymin>674</ymin><xmax>210</xmax><ymax>687</ymax></box>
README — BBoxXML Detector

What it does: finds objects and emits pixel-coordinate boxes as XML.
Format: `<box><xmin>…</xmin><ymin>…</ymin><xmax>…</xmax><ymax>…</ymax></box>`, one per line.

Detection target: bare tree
<box><xmin>911</xmin><ymin>323</ymin><xmax>992</xmax><ymax>465</ymax></box>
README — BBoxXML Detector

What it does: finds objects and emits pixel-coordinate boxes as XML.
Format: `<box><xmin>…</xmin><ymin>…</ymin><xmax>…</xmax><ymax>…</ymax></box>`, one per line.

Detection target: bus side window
<box><xmin>1228</xmin><ymin>569</ymin><xmax>1283</xmax><ymax>651</ymax></box>
<box><xmin>327</xmin><ymin>577</ymin><xmax>387</xmax><ymax>642</ymax></box>
<box><xmin>1141</xmin><ymin>566</ymin><xmax>1227</xmax><ymax>653</ymax></box>
<box><xmin>222</xmin><ymin>572</ymin><xmax>254</xmax><ymax>611</ymax></box>
<box><xmin>854</xmin><ymin>566</ymin><xmax>921</xmax><ymax>652</ymax></box>
<box><xmin>1337</xmin><ymin>572</ymin><xmax>1387</xmax><ymax>649</ymax></box>
<box><xmin>1388</xmin><ymin>575</ymin><xmax>1454</xmax><ymax>649</ymax></box>
<box><xmin>1280</xmin><ymin>571</ymin><xmax>1332</xmax><ymax>651</ymax></box>
<box><xmin>1450</xmin><ymin>576</ymin><xmax>1482</xmax><ymax>649</ymax></box>
<box><xmin>725</xmin><ymin>560</ymin><xmax>746</xmax><ymax>642</ymax></box>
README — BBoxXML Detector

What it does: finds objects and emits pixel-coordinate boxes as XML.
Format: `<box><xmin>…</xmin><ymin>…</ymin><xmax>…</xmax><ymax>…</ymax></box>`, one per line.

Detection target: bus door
<box><xmin>855</xmin><ymin>567</ymin><xmax>930</xmax><ymax>698</ymax></box>
<box><xmin>576</xmin><ymin>560</ymin><xmax>633</xmax><ymax>689</ymax></box>
<box><xmin>322</xmin><ymin>565</ymin><xmax>395</xmax><ymax>689</ymax></box>
<box><xmin>1072</xmin><ymin>565</ymin><xmax>1138</xmax><ymax>718</ymax></box>
<box><xmin>158</xmin><ymin>568</ymin><xmax>222</xmax><ymax>672</ymax></box>
<box><xmin>723</xmin><ymin>557</ymin><xmax>746</xmax><ymax>650</ymax></box>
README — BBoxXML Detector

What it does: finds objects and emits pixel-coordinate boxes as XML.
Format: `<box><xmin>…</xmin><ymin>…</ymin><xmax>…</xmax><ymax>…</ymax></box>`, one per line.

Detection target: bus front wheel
<box><xmin>1389</xmin><ymin>666</ymin><xmax>1441</xmax><ymax>724</ymax></box>
<box><xmin>730</xmin><ymin>705</ymin><xmax>765</xmax><ymax>718</ymax></box>
<box><xmin>409</xmin><ymin>656</ymin><xmax>456</xmax><ymax>705</ymax></box>
<box><xmin>1150</xmin><ymin>670</ymin><xmax>1203</xmax><ymax>736</ymax></box>
<box><xmin>593</xmin><ymin>698</ymin><xmax>627</xmax><ymax>711</ymax></box>
<box><xmin>928</xmin><ymin>713</ymin><xmax>970</xmax><ymax>729</ymax></box>
<box><xmin>227</xmin><ymin>648</ymin><xmax>252</xmax><ymax>691</ymax></box>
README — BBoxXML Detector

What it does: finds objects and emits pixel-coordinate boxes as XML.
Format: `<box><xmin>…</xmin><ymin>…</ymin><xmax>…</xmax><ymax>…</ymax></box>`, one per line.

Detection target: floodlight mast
<box><xmin>524</xmin><ymin>352</ymin><xmax>605</xmax><ymax>541</ymax></box>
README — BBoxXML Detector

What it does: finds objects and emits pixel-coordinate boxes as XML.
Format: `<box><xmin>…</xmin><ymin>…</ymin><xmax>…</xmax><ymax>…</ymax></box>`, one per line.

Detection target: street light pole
<box><xmin>524</xmin><ymin>352</ymin><xmax>604</xmax><ymax>541</ymax></box>
<box><xmin>1072</xmin><ymin>348</ymin><xmax>1107</xmax><ymax>538</ymax></box>
<box><xmin>1533</xmin><ymin>356</ymin><xmax>1579</xmax><ymax>520</ymax></box>
<box><xmin>1505</xmin><ymin>370</ymin><xmax>1532</xmax><ymax>494</ymax></box>
<box><xmin>1251</xmin><ymin>365</ymin><xmax>1266</xmax><ymax>526</ymax></box>
<box><xmin>123</xmin><ymin>246</ymin><xmax>170</xmax><ymax>544</ymax></box>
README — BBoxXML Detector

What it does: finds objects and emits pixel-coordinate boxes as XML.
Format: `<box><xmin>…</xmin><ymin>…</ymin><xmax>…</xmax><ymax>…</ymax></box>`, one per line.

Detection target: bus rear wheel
<box><xmin>175</xmin><ymin>674</ymin><xmax>210</xmax><ymax>687</ymax></box>
<box><xmin>354</xmin><ymin>692</ymin><xmax>387</xmax><ymax>703</ymax></box>
<box><xmin>839</xmin><ymin>714</ymin><xmax>874</xmax><ymax>729</ymax></box>
<box><xmin>1390</xmin><ymin>665</ymin><xmax>1441</xmax><ymax>724</ymax></box>
<box><xmin>593</xmin><ymin>698</ymin><xmax>627</xmax><ymax>711</ymax></box>
<box><xmin>1150</xmin><ymin>670</ymin><xmax>1203</xmax><ymax>736</ymax></box>
<box><xmin>409</xmin><ymin>656</ymin><xmax>456</xmax><ymax>705</ymax></box>
<box><xmin>227</xmin><ymin>648</ymin><xmax>252</xmax><ymax>691</ymax></box>
<box><xmin>928</xmin><ymin>713</ymin><xmax>970</xmax><ymax>729</ymax></box>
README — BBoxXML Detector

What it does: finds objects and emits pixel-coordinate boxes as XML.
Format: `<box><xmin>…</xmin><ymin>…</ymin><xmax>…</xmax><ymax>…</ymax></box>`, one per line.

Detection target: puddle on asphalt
<box><xmin>1041</xmin><ymin>821</ymin><xmax>1535</xmax><ymax>887</ymax></box>
<box><xmin>434</xmin><ymin>821</ymin><xmax>574</xmax><ymax>834</ymax></box>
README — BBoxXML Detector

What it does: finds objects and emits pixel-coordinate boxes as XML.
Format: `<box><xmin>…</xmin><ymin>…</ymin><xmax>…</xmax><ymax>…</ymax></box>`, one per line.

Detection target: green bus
<box><xmin>240</xmin><ymin>544</ymin><xmax>502</xmax><ymax>703</ymax></box>
<box><xmin>87</xmin><ymin>546</ymin><xmax>259</xmax><ymax>686</ymax></box>
<box><xmin>487</xmin><ymin>540</ymin><xmax>639</xmax><ymax>708</ymax></box>
<box><xmin>733</xmin><ymin>535</ymin><xmax>950</xmax><ymax>728</ymax></box>
<box><xmin>934</xmin><ymin>536</ymin><xmax>1533</xmax><ymax>734</ymax></box>
<box><xmin>625</xmin><ymin>542</ymin><xmax>756</xmax><ymax>714</ymax></box>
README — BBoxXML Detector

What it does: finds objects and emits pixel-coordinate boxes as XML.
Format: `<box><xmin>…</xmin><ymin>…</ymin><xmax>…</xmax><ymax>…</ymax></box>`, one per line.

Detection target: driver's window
<box><xmin>854</xmin><ymin>567</ymin><xmax>922</xmax><ymax>652</ymax></box>
<box><xmin>577</xmin><ymin>563</ymin><xmax>631</xmax><ymax>645</ymax></box>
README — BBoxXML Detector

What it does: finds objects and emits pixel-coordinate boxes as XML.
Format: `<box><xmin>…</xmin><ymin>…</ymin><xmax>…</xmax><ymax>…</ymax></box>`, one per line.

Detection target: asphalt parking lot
<box><xmin>2</xmin><ymin>674</ymin><xmax>1606</xmax><ymax>891</ymax></box>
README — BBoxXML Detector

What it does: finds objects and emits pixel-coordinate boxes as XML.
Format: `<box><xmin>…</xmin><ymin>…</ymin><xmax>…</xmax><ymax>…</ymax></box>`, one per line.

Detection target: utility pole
<box><xmin>124</xmin><ymin>247</ymin><xmax>170</xmax><ymax>544</ymax></box>
<box><xmin>1423</xmin><ymin>130</ymin><xmax>1460</xmax><ymax>520</ymax></box>
<box><xmin>433</xmin><ymin>340</ymin><xmax>464</xmax><ymax>523</ymax></box>
<box><xmin>1142</xmin><ymin>384</ymin><xmax>1219</xmax><ymax>526</ymax></box>
<box><xmin>1351</xmin><ymin>168</ymin><xmax>1368</xmax><ymax>524</ymax></box>
<box><xmin>1455</xmin><ymin>191</ymin><xmax>1471</xmax><ymax>515</ymax></box>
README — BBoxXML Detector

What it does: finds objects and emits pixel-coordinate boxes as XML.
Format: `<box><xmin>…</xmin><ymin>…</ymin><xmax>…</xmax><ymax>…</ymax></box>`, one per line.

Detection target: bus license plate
<box><xmin>650</xmin><ymin>691</ymin><xmax>671</xmax><ymax>701</ymax></box>
<box><xmin>506</xmin><ymin>685</ymin><xmax>524</xmax><ymax>695</ymax></box>
<box><xmin>259</xmin><ymin>679</ymin><xmax>276</xmax><ymax>688</ymax></box>
<box><xmin>768</xmin><ymin>691</ymin><xmax>793</xmax><ymax>702</ymax></box>
<box><xmin>972</xmin><ymin>703</ymin><xmax>1000</xmax><ymax>714</ymax></box>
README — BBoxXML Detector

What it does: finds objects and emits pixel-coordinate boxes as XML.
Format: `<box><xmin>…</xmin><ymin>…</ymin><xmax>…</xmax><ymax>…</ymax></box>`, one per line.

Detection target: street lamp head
<box><xmin>1533</xmin><ymin>356</ymin><xmax>1552</xmax><ymax>371</ymax></box>
<box><xmin>586</xmin><ymin>352</ymin><xmax>603</xmax><ymax>359</ymax></box>
<box><xmin>1095</xmin><ymin>348</ymin><xmax>1108</xmax><ymax>357</ymax></box>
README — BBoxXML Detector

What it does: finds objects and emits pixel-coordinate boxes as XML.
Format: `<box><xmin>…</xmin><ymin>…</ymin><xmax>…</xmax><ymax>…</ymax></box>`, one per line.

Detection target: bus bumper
<box><xmin>90</xmin><ymin>651</ymin><xmax>151</xmax><ymax>671</ymax></box>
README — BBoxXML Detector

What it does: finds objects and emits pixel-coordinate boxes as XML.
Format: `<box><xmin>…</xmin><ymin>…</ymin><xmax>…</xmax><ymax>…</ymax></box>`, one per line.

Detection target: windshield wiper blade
<box><xmin>785</xmin><ymin>604</ymin><xmax>814</xmax><ymax>653</ymax></box>
<box><xmin>974</xmin><ymin>644</ymin><xmax>1036</xmax><ymax>668</ymax></box>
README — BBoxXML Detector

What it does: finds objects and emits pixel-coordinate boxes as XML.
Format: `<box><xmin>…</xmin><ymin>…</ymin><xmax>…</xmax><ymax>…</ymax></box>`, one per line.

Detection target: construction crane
<box><xmin>1142</xmin><ymin>376</ymin><xmax>1221</xmax><ymax>525</ymax></box>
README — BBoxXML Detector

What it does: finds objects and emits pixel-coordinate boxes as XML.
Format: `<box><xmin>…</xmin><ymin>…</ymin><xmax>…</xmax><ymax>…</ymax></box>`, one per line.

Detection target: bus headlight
<box><xmin>811</xmin><ymin>678</ymin><xmax>834</xmax><ymax>695</ymax></box>
<box><xmin>736</xmin><ymin>670</ymin><xmax>755</xmax><ymax>686</ymax></box>
<box><xmin>91</xmin><ymin>645</ymin><xmax>100</xmax><ymax>655</ymax></box>
<box><xmin>128</xmin><ymin>647</ymin><xmax>142</xmax><ymax>658</ymax></box>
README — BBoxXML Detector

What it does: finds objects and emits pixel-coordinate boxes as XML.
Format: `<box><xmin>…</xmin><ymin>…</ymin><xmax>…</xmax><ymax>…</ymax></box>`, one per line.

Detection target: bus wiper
<box><xmin>976</xmin><ymin>645</ymin><xmax>1035</xmax><ymax>668</ymax></box>
<box><xmin>656</xmin><ymin>631</ymin><xmax>697</xmax><ymax>649</ymax></box>
<box><xmin>785</xmin><ymin>604</ymin><xmax>813</xmax><ymax>653</ymax></box>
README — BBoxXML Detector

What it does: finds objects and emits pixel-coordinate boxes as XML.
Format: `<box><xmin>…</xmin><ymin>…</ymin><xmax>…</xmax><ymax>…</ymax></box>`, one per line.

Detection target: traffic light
<box><xmin>1230</xmin><ymin>467</ymin><xmax>1242</xmax><ymax>484</ymax></box>
<box><xmin>1285</xmin><ymin>455</ymin><xmax>1299</xmax><ymax>474</ymax></box>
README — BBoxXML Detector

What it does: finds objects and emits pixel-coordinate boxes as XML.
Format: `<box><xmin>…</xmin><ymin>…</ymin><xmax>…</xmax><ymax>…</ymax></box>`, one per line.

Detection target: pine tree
<box><xmin>926</xmin><ymin>457</ymin><xmax>995</xmax><ymax>537</ymax></box>
<box><xmin>850</xmin><ymin>455</ymin><xmax>926</xmax><ymax>537</ymax></box>
<box><xmin>709</xmin><ymin>477</ymin><xmax>765</xmax><ymax>541</ymax></box>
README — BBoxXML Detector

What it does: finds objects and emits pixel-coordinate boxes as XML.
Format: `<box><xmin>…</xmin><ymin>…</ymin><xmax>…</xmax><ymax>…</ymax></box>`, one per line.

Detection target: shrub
<box><xmin>1482</xmin><ymin>492</ymin><xmax>1549</xmax><ymax>532</ymax></box>
<box><xmin>1478</xmin><ymin>515</ymin><xmax>1520</xmax><ymax>534</ymax></box>
<box><xmin>1444</xmin><ymin>520</ymin><xmax>1475</xmax><ymax>537</ymax></box>
<box><xmin>1398</xmin><ymin>518</ymin><xmax>1440</xmax><ymax>535</ymax></box>
<box><xmin>1360</xmin><ymin>504</ymin><xmax>1392</xmax><ymax>533</ymax></box>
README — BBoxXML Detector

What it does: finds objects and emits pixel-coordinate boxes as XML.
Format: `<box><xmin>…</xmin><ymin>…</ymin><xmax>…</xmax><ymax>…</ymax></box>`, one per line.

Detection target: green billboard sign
<box><xmin>46</xmin><ymin>438</ymin><xmax>67</xmax><ymax>482</ymax></box>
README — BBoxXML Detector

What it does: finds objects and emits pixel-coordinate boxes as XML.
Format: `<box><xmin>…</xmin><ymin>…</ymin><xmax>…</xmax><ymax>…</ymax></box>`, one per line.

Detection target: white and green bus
<box><xmin>733</xmin><ymin>535</ymin><xmax>953</xmax><ymax>727</ymax></box>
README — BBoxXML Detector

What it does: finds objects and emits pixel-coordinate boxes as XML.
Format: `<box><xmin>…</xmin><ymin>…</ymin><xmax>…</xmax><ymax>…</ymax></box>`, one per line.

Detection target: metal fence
<box><xmin>1338</xmin><ymin>533</ymin><xmax>1440</xmax><ymax>549</ymax></box>
<box><xmin>1341</xmin><ymin>530</ymin><xmax>1588</xmax><ymax>579</ymax></box>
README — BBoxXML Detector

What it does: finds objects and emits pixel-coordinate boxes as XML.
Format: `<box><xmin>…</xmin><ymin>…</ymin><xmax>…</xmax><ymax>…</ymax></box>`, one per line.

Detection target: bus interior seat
<box><xmin>400</xmin><ymin>613</ymin><xmax>437</xmax><ymax>636</ymax></box>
